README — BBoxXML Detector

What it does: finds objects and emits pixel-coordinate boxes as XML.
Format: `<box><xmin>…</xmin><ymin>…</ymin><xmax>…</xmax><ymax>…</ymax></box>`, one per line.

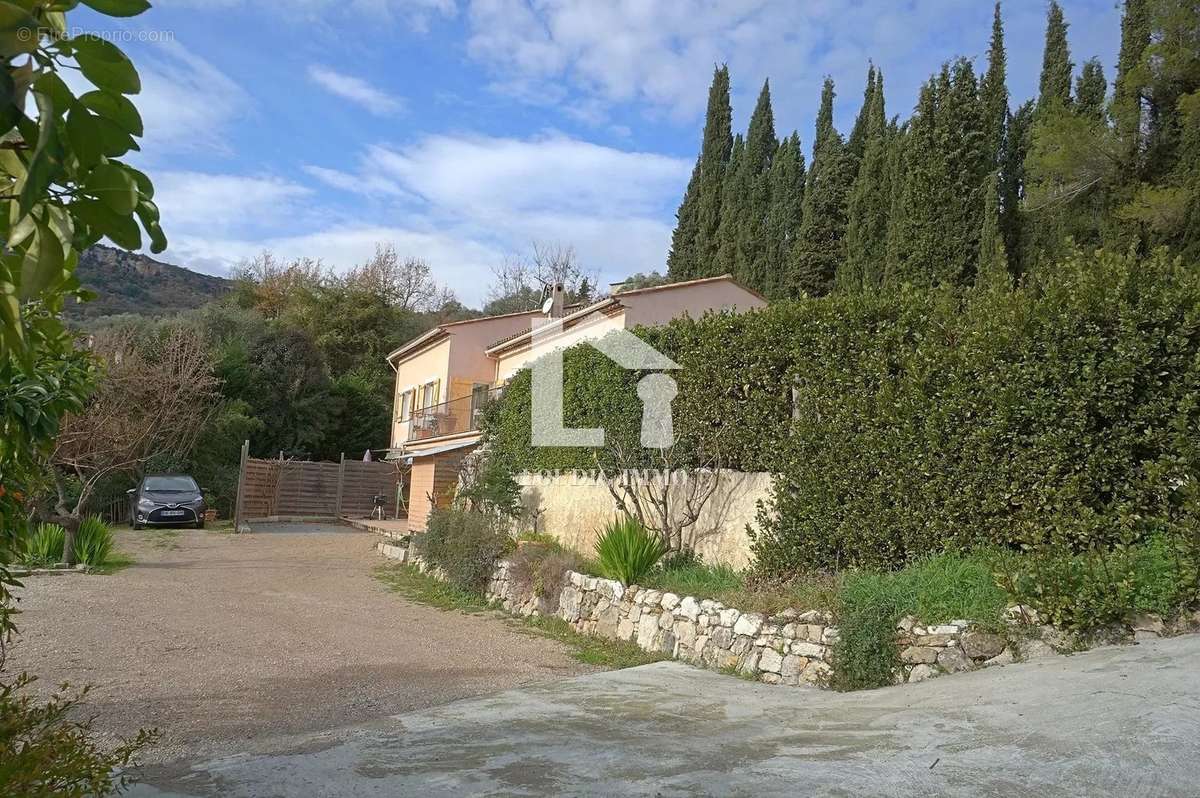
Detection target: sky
<box><xmin>74</xmin><ymin>0</ymin><xmax>1124</xmax><ymax>306</ymax></box>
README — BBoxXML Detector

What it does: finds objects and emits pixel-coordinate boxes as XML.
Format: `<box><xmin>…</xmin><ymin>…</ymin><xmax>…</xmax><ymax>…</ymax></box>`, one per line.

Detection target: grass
<box><xmin>514</xmin><ymin>615</ymin><xmax>667</xmax><ymax>669</ymax></box>
<box><xmin>92</xmin><ymin>552</ymin><xmax>136</xmax><ymax>575</ymax></box>
<box><xmin>640</xmin><ymin>562</ymin><xmax>843</xmax><ymax>616</ymax></box>
<box><xmin>373</xmin><ymin>563</ymin><xmax>666</xmax><ymax>669</ymax></box>
<box><xmin>374</xmin><ymin>563</ymin><xmax>492</xmax><ymax>612</ymax></box>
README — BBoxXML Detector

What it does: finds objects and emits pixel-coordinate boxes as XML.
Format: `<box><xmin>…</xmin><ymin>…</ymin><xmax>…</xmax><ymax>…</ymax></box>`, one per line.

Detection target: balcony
<box><xmin>406</xmin><ymin>388</ymin><xmax>498</xmax><ymax>442</ymax></box>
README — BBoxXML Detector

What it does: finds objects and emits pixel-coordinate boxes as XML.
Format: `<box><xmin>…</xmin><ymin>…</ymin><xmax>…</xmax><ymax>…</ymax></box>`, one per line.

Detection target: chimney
<box><xmin>549</xmin><ymin>282</ymin><xmax>566</xmax><ymax>318</ymax></box>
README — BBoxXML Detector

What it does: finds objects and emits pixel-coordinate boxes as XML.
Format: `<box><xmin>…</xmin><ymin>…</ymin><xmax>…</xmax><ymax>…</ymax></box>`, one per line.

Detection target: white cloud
<box><xmin>464</xmin><ymin>0</ymin><xmax>1122</xmax><ymax>141</ymax></box>
<box><xmin>168</xmin><ymin>133</ymin><xmax>689</xmax><ymax>302</ymax></box>
<box><xmin>154</xmin><ymin>171</ymin><xmax>313</xmax><ymax>230</ymax></box>
<box><xmin>308</xmin><ymin>65</ymin><xmax>405</xmax><ymax>115</ymax></box>
<box><xmin>366</xmin><ymin>133</ymin><xmax>689</xmax><ymax>218</ymax></box>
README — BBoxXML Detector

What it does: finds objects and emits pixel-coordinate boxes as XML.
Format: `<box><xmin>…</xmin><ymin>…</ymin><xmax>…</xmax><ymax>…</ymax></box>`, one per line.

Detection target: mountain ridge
<box><xmin>67</xmin><ymin>245</ymin><xmax>231</xmax><ymax>321</ymax></box>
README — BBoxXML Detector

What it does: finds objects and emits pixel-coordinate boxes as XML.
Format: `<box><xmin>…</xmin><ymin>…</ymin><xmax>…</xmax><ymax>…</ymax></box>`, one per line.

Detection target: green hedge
<box><xmin>481</xmin><ymin>248</ymin><xmax>1200</xmax><ymax>574</ymax></box>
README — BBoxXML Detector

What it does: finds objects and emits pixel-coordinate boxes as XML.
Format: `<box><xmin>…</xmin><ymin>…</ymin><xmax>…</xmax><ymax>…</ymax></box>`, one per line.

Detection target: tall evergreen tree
<box><xmin>714</xmin><ymin>134</ymin><xmax>747</xmax><ymax>276</ymax></box>
<box><xmin>842</xmin><ymin>69</ymin><xmax>890</xmax><ymax>291</ymax></box>
<box><xmin>737</xmin><ymin>80</ymin><xmax>780</xmax><ymax>288</ymax></box>
<box><xmin>976</xmin><ymin>169</ymin><xmax>1010</xmax><ymax>289</ymax></box>
<box><xmin>668</xmin><ymin>65</ymin><xmax>733</xmax><ymax>279</ymax></box>
<box><xmin>1112</xmin><ymin>0</ymin><xmax>1151</xmax><ymax>170</ymax></box>
<box><xmin>847</xmin><ymin>64</ymin><xmax>878</xmax><ymax>171</ymax></box>
<box><xmin>888</xmin><ymin>60</ymin><xmax>988</xmax><ymax>286</ymax></box>
<box><xmin>762</xmin><ymin>133</ymin><xmax>806</xmax><ymax>297</ymax></box>
<box><xmin>1075</xmin><ymin>57</ymin><xmax>1108</xmax><ymax>120</ymax></box>
<box><xmin>979</xmin><ymin>1</ymin><xmax>1009</xmax><ymax>165</ymax></box>
<box><xmin>790</xmin><ymin>79</ymin><xmax>853</xmax><ymax>297</ymax></box>
<box><xmin>1000</xmin><ymin>101</ymin><xmax>1034</xmax><ymax>274</ymax></box>
<box><xmin>1038</xmin><ymin>1</ymin><xmax>1074</xmax><ymax>111</ymax></box>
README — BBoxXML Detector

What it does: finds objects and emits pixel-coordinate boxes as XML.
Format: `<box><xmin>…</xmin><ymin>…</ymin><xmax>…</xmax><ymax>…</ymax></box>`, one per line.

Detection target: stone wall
<box><xmin>516</xmin><ymin>470</ymin><xmax>772</xmax><ymax>570</ymax></box>
<box><xmin>481</xmin><ymin>558</ymin><xmax>1191</xmax><ymax>689</ymax></box>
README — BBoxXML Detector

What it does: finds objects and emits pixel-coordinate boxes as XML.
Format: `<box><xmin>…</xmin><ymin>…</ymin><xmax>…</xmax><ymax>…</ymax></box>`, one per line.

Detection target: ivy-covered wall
<box><xmin>481</xmin><ymin>248</ymin><xmax>1200</xmax><ymax>574</ymax></box>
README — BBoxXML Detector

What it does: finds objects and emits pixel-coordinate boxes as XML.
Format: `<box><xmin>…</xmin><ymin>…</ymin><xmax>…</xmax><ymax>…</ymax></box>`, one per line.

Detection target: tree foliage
<box><xmin>662</xmin><ymin>0</ymin><xmax>1198</xmax><ymax>296</ymax></box>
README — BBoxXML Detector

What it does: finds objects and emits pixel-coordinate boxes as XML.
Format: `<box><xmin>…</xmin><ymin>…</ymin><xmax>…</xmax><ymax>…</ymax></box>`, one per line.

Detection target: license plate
<box><xmin>161</xmin><ymin>510</ymin><xmax>185</xmax><ymax>517</ymax></box>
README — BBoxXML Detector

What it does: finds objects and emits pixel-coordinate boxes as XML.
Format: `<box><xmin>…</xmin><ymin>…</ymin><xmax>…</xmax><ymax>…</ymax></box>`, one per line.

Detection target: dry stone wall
<box><xmin>480</xmin><ymin>558</ymin><xmax>1191</xmax><ymax>688</ymax></box>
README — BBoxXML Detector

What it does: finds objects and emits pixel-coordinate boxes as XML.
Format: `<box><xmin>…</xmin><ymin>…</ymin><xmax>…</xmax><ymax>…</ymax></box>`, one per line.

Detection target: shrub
<box><xmin>0</xmin><ymin>673</ymin><xmax>156</xmax><ymax>797</ymax></box>
<box><xmin>507</xmin><ymin>542</ymin><xmax>585</xmax><ymax>611</ymax></box>
<box><xmin>74</xmin><ymin>516</ymin><xmax>114</xmax><ymax>567</ymax></box>
<box><xmin>831</xmin><ymin>551</ymin><xmax>1011</xmax><ymax>690</ymax></box>
<box><xmin>481</xmin><ymin>247</ymin><xmax>1200</xmax><ymax>577</ymax></box>
<box><xmin>1002</xmin><ymin>534</ymin><xmax>1200</xmax><ymax>630</ymax></box>
<box><xmin>830</xmin><ymin>572</ymin><xmax>903</xmax><ymax>691</ymax></box>
<box><xmin>594</xmin><ymin>517</ymin><xmax>667</xmax><ymax>585</ymax></box>
<box><xmin>458</xmin><ymin>456</ymin><xmax>523</xmax><ymax>518</ymax></box>
<box><xmin>23</xmin><ymin>523</ymin><xmax>65</xmax><ymax>566</ymax></box>
<box><xmin>416</xmin><ymin>508</ymin><xmax>513</xmax><ymax>594</ymax></box>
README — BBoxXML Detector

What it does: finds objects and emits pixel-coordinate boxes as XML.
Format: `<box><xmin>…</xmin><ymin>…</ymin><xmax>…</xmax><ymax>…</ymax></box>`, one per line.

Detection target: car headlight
<box><xmin>137</xmin><ymin>498</ymin><xmax>156</xmax><ymax>511</ymax></box>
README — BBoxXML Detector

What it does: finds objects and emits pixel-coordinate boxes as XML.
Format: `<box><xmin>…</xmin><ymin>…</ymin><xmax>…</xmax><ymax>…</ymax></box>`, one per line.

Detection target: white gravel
<box><xmin>6</xmin><ymin>526</ymin><xmax>590</xmax><ymax>763</ymax></box>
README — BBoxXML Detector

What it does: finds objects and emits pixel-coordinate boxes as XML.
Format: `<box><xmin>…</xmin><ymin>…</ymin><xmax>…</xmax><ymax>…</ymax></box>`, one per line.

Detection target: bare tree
<box><xmin>232</xmin><ymin>251</ymin><xmax>325</xmax><ymax>319</ymax></box>
<box><xmin>483</xmin><ymin>241</ymin><xmax>599</xmax><ymax>315</ymax></box>
<box><xmin>50</xmin><ymin>327</ymin><xmax>221</xmax><ymax>564</ymax></box>
<box><xmin>344</xmin><ymin>244</ymin><xmax>443</xmax><ymax>312</ymax></box>
<box><xmin>594</xmin><ymin>438</ymin><xmax>725</xmax><ymax>555</ymax></box>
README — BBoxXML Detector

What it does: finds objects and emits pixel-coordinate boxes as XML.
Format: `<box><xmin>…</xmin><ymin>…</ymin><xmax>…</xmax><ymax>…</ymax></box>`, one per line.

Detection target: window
<box><xmin>398</xmin><ymin>390</ymin><xmax>413</xmax><ymax>421</ymax></box>
<box><xmin>420</xmin><ymin>380</ymin><xmax>439</xmax><ymax>408</ymax></box>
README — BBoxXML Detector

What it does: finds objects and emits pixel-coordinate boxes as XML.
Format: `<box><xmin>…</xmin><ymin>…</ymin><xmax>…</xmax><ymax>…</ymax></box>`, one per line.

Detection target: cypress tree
<box><xmin>667</xmin><ymin>172</ymin><xmax>701</xmax><ymax>280</ymax></box>
<box><xmin>887</xmin><ymin>76</ymin><xmax>945</xmax><ymax>285</ymax></box>
<box><xmin>762</xmin><ymin>133</ymin><xmax>806</xmax><ymax>297</ymax></box>
<box><xmin>714</xmin><ymin>134</ymin><xmax>746</xmax><ymax>276</ymax></box>
<box><xmin>979</xmin><ymin>1</ymin><xmax>1008</xmax><ymax>165</ymax></box>
<box><xmin>1112</xmin><ymin>0</ymin><xmax>1151</xmax><ymax>170</ymax></box>
<box><xmin>1038</xmin><ymin>1</ymin><xmax>1074</xmax><ymax>112</ymax></box>
<box><xmin>669</xmin><ymin>65</ymin><xmax>733</xmax><ymax>279</ymax></box>
<box><xmin>847</xmin><ymin>65</ymin><xmax>878</xmax><ymax>170</ymax></box>
<box><xmin>737</xmin><ymin>80</ymin><xmax>780</xmax><ymax>288</ymax></box>
<box><xmin>842</xmin><ymin>69</ymin><xmax>889</xmax><ymax>291</ymax></box>
<box><xmin>790</xmin><ymin>79</ymin><xmax>853</xmax><ymax>297</ymax></box>
<box><xmin>1075</xmin><ymin>58</ymin><xmax>1108</xmax><ymax>121</ymax></box>
<box><xmin>888</xmin><ymin>62</ymin><xmax>987</xmax><ymax>287</ymax></box>
<box><xmin>976</xmin><ymin>169</ymin><xmax>1010</xmax><ymax>289</ymax></box>
<box><xmin>1000</xmin><ymin>101</ymin><xmax>1034</xmax><ymax>275</ymax></box>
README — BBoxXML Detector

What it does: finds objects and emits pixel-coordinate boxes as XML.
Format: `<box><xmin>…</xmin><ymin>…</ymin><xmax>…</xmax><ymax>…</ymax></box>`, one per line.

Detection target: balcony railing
<box><xmin>406</xmin><ymin>388</ymin><xmax>499</xmax><ymax>442</ymax></box>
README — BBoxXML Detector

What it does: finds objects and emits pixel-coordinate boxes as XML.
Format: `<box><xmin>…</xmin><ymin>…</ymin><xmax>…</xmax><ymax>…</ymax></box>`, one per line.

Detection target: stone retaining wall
<box><xmin>482</xmin><ymin>558</ymin><xmax>1188</xmax><ymax>688</ymax></box>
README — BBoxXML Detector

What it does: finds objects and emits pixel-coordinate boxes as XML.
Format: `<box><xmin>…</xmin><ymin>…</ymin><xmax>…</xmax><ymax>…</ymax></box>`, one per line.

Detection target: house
<box><xmin>385</xmin><ymin>274</ymin><xmax>766</xmax><ymax>532</ymax></box>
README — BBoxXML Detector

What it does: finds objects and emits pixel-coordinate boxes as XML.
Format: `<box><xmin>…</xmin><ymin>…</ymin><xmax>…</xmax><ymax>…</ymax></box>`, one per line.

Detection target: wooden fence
<box><xmin>234</xmin><ymin>443</ymin><xmax>404</xmax><ymax>523</ymax></box>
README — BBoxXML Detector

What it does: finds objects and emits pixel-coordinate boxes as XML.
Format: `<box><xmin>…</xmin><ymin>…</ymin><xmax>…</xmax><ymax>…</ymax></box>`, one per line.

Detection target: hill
<box><xmin>66</xmin><ymin>245</ymin><xmax>231</xmax><ymax>321</ymax></box>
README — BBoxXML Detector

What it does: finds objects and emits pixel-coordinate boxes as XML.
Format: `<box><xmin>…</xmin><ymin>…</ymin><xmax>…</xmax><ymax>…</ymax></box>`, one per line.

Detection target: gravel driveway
<box><xmin>6</xmin><ymin>526</ymin><xmax>590</xmax><ymax>763</ymax></box>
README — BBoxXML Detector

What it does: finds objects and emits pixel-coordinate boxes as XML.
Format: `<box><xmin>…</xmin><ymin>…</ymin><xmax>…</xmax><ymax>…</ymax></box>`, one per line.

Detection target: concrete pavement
<box><xmin>129</xmin><ymin>633</ymin><xmax>1200</xmax><ymax>796</ymax></box>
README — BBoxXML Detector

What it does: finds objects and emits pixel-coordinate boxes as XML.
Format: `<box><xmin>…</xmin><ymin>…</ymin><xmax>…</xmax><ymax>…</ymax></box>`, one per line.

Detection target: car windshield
<box><xmin>144</xmin><ymin>476</ymin><xmax>198</xmax><ymax>492</ymax></box>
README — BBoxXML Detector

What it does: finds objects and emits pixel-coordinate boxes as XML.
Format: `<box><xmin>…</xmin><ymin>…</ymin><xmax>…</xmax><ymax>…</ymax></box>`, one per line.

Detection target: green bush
<box><xmin>74</xmin><ymin>516</ymin><xmax>114</xmax><ymax>567</ymax></box>
<box><xmin>507</xmin><ymin>542</ymin><xmax>586</xmax><ymax>610</ymax></box>
<box><xmin>483</xmin><ymin>248</ymin><xmax>1200</xmax><ymax>576</ymax></box>
<box><xmin>1002</xmin><ymin>534</ymin><xmax>1200</xmax><ymax>630</ymax></box>
<box><xmin>0</xmin><ymin>673</ymin><xmax>156</xmax><ymax>797</ymax></box>
<box><xmin>23</xmin><ymin>523</ymin><xmax>65</xmax><ymax>566</ymax></box>
<box><xmin>831</xmin><ymin>551</ymin><xmax>1011</xmax><ymax>690</ymax></box>
<box><xmin>594</xmin><ymin>517</ymin><xmax>668</xmax><ymax>585</ymax></box>
<box><xmin>416</xmin><ymin>508</ymin><xmax>513</xmax><ymax>594</ymax></box>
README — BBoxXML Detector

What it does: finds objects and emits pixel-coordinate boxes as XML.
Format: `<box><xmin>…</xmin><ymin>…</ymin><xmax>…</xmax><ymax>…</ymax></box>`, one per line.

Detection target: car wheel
<box><xmin>195</xmin><ymin>520</ymin><xmax>205</xmax><ymax>529</ymax></box>
<box><xmin>133</xmin><ymin>523</ymin><xmax>143</xmax><ymax>530</ymax></box>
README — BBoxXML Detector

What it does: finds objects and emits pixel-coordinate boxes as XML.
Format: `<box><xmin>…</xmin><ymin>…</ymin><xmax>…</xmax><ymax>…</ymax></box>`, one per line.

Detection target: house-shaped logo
<box><xmin>529</xmin><ymin>312</ymin><xmax>680</xmax><ymax>449</ymax></box>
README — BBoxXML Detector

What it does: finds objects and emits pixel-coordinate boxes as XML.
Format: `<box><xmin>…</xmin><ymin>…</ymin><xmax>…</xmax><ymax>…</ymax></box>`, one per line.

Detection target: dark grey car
<box><xmin>129</xmin><ymin>475</ymin><xmax>207</xmax><ymax>529</ymax></box>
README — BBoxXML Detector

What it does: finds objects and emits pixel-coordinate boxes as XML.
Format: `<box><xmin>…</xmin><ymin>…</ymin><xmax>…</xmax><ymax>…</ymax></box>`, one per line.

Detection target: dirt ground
<box><xmin>5</xmin><ymin>525</ymin><xmax>590</xmax><ymax>763</ymax></box>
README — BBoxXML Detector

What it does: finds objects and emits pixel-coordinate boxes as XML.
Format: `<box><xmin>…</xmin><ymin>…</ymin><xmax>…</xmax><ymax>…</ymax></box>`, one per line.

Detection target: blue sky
<box><xmin>75</xmin><ymin>0</ymin><xmax>1122</xmax><ymax>306</ymax></box>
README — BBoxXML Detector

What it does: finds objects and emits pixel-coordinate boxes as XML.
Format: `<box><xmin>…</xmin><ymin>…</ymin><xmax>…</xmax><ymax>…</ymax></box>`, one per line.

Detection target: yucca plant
<box><xmin>24</xmin><ymin>523</ymin><xmax>66</xmax><ymax>566</ymax></box>
<box><xmin>594</xmin><ymin>516</ymin><xmax>668</xmax><ymax>586</ymax></box>
<box><xmin>75</xmin><ymin>516</ymin><xmax>114</xmax><ymax>567</ymax></box>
